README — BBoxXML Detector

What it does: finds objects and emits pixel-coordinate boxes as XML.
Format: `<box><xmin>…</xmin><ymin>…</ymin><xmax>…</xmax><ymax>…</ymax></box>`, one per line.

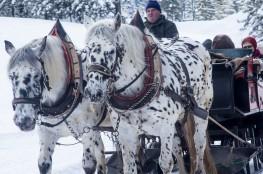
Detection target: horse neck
<box><xmin>41</xmin><ymin>37</ymin><xmax>68</xmax><ymax>106</ymax></box>
<box><xmin>114</xmin><ymin>26</ymin><xmax>146</xmax><ymax>94</ymax></box>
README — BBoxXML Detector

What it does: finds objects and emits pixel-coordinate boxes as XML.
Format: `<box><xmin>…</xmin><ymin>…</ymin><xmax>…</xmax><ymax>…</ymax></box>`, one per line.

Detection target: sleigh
<box><xmin>208</xmin><ymin>48</ymin><xmax>263</xmax><ymax>174</ymax></box>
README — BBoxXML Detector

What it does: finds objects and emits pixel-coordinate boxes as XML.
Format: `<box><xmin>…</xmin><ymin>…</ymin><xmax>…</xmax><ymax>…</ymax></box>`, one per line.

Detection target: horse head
<box><xmin>5</xmin><ymin>36</ymin><xmax>67</xmax><ymax>131</ymax></box>
<box><xmin>83</xmin><ymin>14</ymin><xmax>146</xmax><ymax>103</ymax></box>
<box><xmin>83</xmin><ymin>14</ymin><xmax>122</xmax><ymax>103</ymax></box>
<box><xmin>5</xmin><ymin>39</ymin><xmax>45</xmax><ymax>130</ymax></box>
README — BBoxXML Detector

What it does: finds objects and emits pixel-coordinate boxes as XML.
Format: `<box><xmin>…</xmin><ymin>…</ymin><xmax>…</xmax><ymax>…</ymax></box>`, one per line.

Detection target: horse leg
<box><xmin>117</xmin><ymin>127</ymin><xmax>140</xmax><ymax>174</ymax></box>
<box><xmin>93</xmin><ymin>132</ymin><xmax>106</xmax><ymax>174</ymax></box>
<box><xmin>173</xmin><ymin>133</ymin><xmax>187</xmax><ymax>174</ymax></box>
<box><xmin>82</xmin><ymin>131</ymin><xmax>105</xmax><ymax>174</ymax></box>
<box><xmin>38</xmin><ymin>129</ymin><xmax>58</xmax><ymax>174</ymax></box>
<box><xmin>193</xmin><ymin>117</ymin><xmax>208</xmax><ymax>174</ymax></box>
<box><xmin>158</xmin><ymin>128</ymin><xmax>175</xmax><ymax>174</ymax></box>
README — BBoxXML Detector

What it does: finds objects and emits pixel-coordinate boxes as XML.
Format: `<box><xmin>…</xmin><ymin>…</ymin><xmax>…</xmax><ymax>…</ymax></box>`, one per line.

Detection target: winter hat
<box><xmin>242</xmin><ymin>36</ymin><xmax>257</xmax><ymax>50</ymax></box>
<box><xmin>146</xmin><ymin>0</ymin><xmax>161</xmax><ymax>12</ymax></box>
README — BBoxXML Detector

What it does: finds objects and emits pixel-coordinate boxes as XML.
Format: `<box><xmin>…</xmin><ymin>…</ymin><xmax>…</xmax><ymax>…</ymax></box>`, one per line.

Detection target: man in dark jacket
<box><xmin>144</xmin><ymin>0</ymin><xmax>179</xmax><ymax>39</ymax></box>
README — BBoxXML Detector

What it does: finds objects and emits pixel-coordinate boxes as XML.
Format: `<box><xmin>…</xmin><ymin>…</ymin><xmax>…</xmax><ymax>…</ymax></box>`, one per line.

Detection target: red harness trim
<box><xmin>39</xmin><ymin>21</ymin><xmax>82</xmax><ymax>117</ymax></box>
<box><xmin>49</xmin><ymin>29</ymin><xmax>73</xmax><ymax>85</ymax></box>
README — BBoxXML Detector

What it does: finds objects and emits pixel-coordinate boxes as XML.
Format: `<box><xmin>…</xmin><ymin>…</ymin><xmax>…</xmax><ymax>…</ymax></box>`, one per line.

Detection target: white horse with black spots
<box><xmin>83</xmin><ymin>14</ymin><xmax>217</xmax><ymax>174</ymax></box>
<box><xmin>5</xmin><ymin>36</ymin><xmax>106</xmax><ymax>174</ymax></box>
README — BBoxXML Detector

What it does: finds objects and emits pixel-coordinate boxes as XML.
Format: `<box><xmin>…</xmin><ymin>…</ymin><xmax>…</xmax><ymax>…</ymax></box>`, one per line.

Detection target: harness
<box><xmin>163</xmin><ymin>54</ymin><xmax>208</xmax><ymax>120</ymax></box>
<box><xmin>88</xmin><ymin>33</ymin><xmax>208</xmax><ymax>120</ymax></box>
<box><xmin>107</xmin><ymin>35</ymin><xmax>162</xmax><ymax>110</ymax></box>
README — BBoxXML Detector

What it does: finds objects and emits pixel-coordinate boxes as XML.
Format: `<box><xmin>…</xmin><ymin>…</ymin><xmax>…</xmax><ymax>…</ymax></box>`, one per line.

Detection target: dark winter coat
<box><xmin>144</xmin><ymin>15</ymin><xmax>179</xmax><ymax>39</ymax></box>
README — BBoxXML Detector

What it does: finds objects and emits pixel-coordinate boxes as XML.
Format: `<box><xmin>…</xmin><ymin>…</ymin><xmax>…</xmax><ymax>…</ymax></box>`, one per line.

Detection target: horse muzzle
<box><xmin>14</xmin><ymin>115</ymin><xmax>36</xmax><ymax>131</ymax></box>
<box><xmin>84</xmin><ymin>88</ymin><xmax>104</xmax><ymax>103</ymax></box>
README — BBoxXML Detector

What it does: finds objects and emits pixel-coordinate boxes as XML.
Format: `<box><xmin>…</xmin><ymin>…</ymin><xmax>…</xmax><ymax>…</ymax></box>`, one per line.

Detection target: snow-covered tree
<box><xmin>182</xmin><ymin>0</ymin><xmax>194</xmax><ymax>21</ymax></box>
<box><xmin>214</xmin><ymin>0</ymin><xmax>234</xmax><ymax>19</ymax></box>
<box><xmin>0</xmin><ymin>0</ymin><xmax>14</xmax><ymax>17</ymax></box>
<box><xmin>242</xmin><ymin>0</ymin><xmax>263</xmax><ymax>43</ymax></box>
<box><xmin>230</xmin><ymin>0</ymin><xmax>244</xmax><ymax>13</ymax></box>
<box><xmin>160</xmin><ymin>0</ymin><xmax>183</xmax><ymax>21</ymax></box>
<box><xmin>195</xmin><ymin>0</ymin><xmax>216</xmax><ymax>21</ymax></box>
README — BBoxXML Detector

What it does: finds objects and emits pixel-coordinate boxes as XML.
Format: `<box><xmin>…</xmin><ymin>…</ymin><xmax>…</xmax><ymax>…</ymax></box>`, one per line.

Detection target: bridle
<box><xmin>86</xmin><ymin>43</ymin><xmax>122</xmax><ymax>94</ymax></box>
<box><xmin>12</xmin><ymin>48</ymin><xmax>49</xmax><ymax>112</ymax></box>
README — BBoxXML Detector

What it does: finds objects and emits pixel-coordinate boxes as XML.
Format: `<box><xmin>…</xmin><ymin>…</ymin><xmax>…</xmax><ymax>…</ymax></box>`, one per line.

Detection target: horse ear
<box><xmin>4</xmin><ymin>40</ymin><xmax>16</xmax><ymax>56</ymax></box>
<box><xmin>38</xmin><ymin>36</ymin><xmax>47</xmax><ymax>57</ymax></box>
<box><xmin>114</xmin><ymin>13</ymin><xmax>121</xmax><ymax>31</ymax></box>
<box><xmin>130</xmin><ymin>10</ymin><xmax>145</xmax><ymax>34</ymax></box>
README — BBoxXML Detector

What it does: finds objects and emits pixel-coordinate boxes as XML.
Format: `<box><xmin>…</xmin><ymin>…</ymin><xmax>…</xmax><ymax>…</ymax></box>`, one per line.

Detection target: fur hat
<box><xmin>146</xmin><ymin>0</ymin><xmax>161</xmax><ymax>12</ymax></box>
<box><xmin>242</xmin><ymin>36</ymin><xmax>257</xmax><ymax>50</ymax></box>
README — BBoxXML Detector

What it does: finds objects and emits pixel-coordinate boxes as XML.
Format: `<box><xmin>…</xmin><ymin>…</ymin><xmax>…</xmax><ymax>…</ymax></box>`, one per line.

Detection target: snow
<box><xmin>0</xmin><ymin>14</ymin><xmax>250</xmax><ymax>174</ymax></box>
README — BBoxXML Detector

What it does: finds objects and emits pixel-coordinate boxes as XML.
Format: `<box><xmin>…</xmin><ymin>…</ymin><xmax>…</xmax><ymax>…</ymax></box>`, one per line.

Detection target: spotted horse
<box><xmin>83</xmin><ymin>14</ymin><xmax>218</xmax><ymax>174</ymax></box>
<box><xmin>4</xmin><ymin>20</ymin><xmax>107</xmax><ymax>174</ymax></box>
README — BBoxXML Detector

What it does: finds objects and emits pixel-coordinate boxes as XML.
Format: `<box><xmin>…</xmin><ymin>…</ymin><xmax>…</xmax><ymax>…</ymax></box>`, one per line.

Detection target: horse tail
<box><xmin>204</xmin><ymin>136</ymin><xmax>217</xmax><ymax>174</ymax></box>
<box><xmin>182</xmin><ymin>112</ymin><xmax>196</xmax><ymax>174</ymax></box>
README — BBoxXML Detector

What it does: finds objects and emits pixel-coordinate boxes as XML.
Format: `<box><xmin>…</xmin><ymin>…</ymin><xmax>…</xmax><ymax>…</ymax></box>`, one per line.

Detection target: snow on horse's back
<box><xmin>83</xmin><ymin>15</ymin><xmax>217</xmax><ymax>174</ymax></box>
<box><xmin>5</xmin><ymin>35</ymin><xmax>106</xmax><ymax>174</ymax></box>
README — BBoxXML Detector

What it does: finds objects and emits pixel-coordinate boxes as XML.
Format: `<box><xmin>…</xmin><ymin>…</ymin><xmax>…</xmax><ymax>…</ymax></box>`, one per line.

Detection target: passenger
<box><xmin>202</xmin><ymin>39</ymin><xmax>212</xmax><ymax>50</ymax></box>
<box><xmin>241</xmin><ymin>36</ymin><xmax>263</xmax><ymax>73</ymax></box>
<box><xmin>241</xmin><ymin>36</ymin><xmax>263</xmax><ymax>58</ymax></box>
<box><xmin>144</xmin><ymin>0</ymin><xmax>179</xmax><ymax>39</ymax></box>
<box><xmin>212</xmin><ymin>34</ymin><xmax>235</xmax><ymax>49</ymax></box>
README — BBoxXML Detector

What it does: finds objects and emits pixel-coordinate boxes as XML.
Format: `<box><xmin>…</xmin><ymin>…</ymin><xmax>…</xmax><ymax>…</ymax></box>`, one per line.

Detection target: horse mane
<box><xmin>85</xmin><ymin>19</ymin><xmax>146</xmax><ymax>70</ymax></box>
<box><xmin>38</xmin><ymin>36</ymin><xmax>67</xmax><ymax>104</ymax></box>
<box><xmin>9</xmin><ymin>36</ymin><xmax>67</xmax><ymax>104</ymax></box>
<box><xmin>116</xmin><ymin>24</ymin><xmax>146</xmax><ymax>68</ymax></box>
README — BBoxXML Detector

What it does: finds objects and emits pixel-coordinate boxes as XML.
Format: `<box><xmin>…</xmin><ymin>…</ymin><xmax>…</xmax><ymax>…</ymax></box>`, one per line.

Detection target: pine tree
<box><xmin>242</xmin><ymin>0</ymin><xmax>263</xmax><ymax>43</ymax></box>
<box><xmin>0</xmin><ymin>0</ymin><xmax>14</xmax><ymax>17</ymax></box>
<box><xmin>195</xmin><ymin>0</ymin><xmax>216</xmax><ymax>21</ymax></box>
<box><xmin>182</xmin><ymin>0</ymin><xmax>194</xmax><ymax>21</ymax></box>
<box><xmin>230</xmin><ymin>0</ymin><xmax>244</xmax><ymax>12</ymax></box>
<box><xmin>160</xmin><ymin>0</ymin><xmax>183</xmax><ymax>21</ymax></box>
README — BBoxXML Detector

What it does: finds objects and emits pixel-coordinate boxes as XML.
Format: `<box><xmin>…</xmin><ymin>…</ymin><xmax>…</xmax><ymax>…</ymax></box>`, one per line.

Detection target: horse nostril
<box><xmin>84</xmin><ymin>88</ymin><xmax>91</xmax><ymax>98</ymax></box>
<box><xmin>20</xmin><ymin>117</ymin><xmax>35</xmax><ymax>131</ymax></box>
<box><xmin>97</xmin><ymin>90</ymin><xmax>103</xmax><ymax>98</ymax></box>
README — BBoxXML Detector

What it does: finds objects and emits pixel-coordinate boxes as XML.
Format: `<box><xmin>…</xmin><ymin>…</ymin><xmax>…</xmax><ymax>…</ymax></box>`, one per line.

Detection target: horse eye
<box><xmin>9</xmin><ymin>75</ymin><xmax>14</xmax><ymax>80</ymax></box>
<box><xmin>110</xmin><ymin>49</ymin><xmax>115</xmax><ymax>54</ymax></box>
<box><xmin>34</xmin><ymin>75</ymin><xmax>40</xmax><ymax>80</ymax></box>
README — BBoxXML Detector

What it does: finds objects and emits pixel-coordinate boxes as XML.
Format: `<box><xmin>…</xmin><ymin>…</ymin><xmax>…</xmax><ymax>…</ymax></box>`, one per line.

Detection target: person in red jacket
<box><xmin>241</xmin><ymin>36</ymin><xmax>263</xmax><ymax>74</ymax></box>
<box><xmin>242</xmin><ymin>36</ymin><xmax>262</xmax><ymax>58</ymax></box>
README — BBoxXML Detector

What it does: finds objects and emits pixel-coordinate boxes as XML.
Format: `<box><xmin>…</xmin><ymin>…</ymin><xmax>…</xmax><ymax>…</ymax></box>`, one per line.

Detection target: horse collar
<box><xmin>107</xmin><ymin>35</ymin><xmax>162</xmax><ymax>110</ymax></box>
<box><xmin>39</xmin><ymin>23</ymin><xmax>83</xmax><ymax>121</ymax></box>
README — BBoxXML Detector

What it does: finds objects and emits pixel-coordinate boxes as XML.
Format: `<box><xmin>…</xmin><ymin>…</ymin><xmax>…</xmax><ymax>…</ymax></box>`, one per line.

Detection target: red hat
<box><xmin>242</xmin><ymin>36</ymin><xmax>257</xmax><ymax>50</ymax></box>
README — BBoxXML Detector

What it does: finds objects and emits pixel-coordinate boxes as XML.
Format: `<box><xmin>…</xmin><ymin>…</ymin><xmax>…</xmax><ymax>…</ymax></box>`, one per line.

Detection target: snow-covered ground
<box><xmin>0</xmin><ymin>13</ymin><xmax>250</xmax><ymax>174</ymax></box>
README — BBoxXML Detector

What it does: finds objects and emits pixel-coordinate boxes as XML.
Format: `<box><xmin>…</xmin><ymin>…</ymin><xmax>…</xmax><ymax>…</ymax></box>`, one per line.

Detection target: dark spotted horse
<box><xmin>4</xmin><ymin>20</ymin><xmax>108</xmax><ymax>174</ymax></box>
<box><xmin>83</xmin><ymin>13</ymin><xmax>217</xmax><ymax>174</ymax></box>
